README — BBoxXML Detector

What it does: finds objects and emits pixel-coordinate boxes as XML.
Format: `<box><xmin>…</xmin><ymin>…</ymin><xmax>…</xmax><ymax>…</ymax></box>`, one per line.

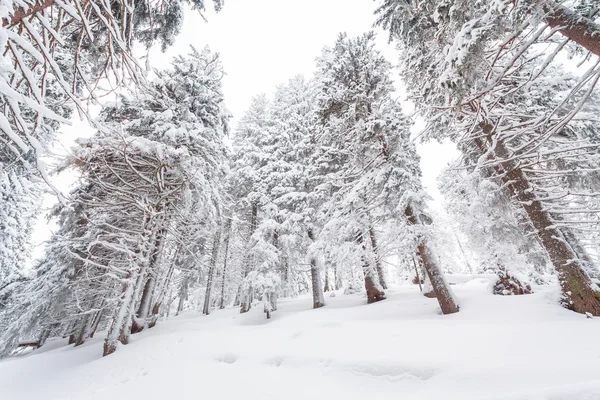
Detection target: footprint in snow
<box><xmin>264</xmin><ymin>356</ymin><xmax>286</xmax><ymax>367</ymax></box>
<box><xmin>344</xmin><ymin>363</ymin><xmax>437</xmax><ymax>382</ymax></box>
<box><xmin>215</xmin><ymin>353</ymin><xmax>239</xmax><ymax>364</ymax></box>
<box><xmin>290</xmin><ymin>331</ymin><xmax>303</xmax><ymax>339</ymax></box>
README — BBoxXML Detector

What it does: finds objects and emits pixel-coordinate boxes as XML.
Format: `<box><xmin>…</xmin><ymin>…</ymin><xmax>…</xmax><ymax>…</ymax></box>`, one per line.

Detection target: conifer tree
<box><xmin>376</xmin><ymin>0</ymin><xmax>600</xmax><ymax>315</ymax></box>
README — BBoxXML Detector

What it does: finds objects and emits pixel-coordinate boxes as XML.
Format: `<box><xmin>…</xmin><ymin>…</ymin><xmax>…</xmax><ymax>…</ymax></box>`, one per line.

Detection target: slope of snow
<box><xmin>2</xmin><ymin>278</ymin><xmax>600</xmax><ymax>400</ymax></box>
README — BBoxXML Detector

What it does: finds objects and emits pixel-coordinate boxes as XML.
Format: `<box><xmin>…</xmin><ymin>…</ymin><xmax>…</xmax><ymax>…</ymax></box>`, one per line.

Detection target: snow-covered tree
<box><xmin>0</xmin><ymin>46</ymin><xmax>229</xmax><ymax>357</ymax></box>
<box><xmin>376</xmin><ymin>0</ymin><xmax>600</xmax><ymax>315</ymax></box>
<box><xmin>310</xmin><ymin>32</ymin><xmax>458</xmax><ymax>312</ymax></box>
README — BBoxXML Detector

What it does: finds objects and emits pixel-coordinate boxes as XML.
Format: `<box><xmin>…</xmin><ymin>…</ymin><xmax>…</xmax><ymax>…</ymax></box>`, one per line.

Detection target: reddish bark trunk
<box><xmin>356</xmin><ymin>231</ymin><xmax>386</xmax><ymax>304</ymax></box>
<box><xmin>475</xmin><ymin>129</ymin><xmax>600</xmax><ymax>315</ymax></box>
<box><xmin>369</xmin><ymin>227</ymin><xmax>387</xmax><ymax>290</ymax></box>
<box><xmin>405</xmin><ymin>206</ymin><xmax>459</xmax><ymax>314</ymax></box>
<box><xmin>540</xmin><ymin>1</ymin><xmax>600</xmax><ymax>57</ymax></box>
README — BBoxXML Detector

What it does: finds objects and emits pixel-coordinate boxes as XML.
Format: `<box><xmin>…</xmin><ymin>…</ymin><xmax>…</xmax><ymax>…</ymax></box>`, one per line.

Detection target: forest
<box><xmin>1</xmin><ymin>1</ymin><xmax>600</xmax><ymax>398</ymax></box>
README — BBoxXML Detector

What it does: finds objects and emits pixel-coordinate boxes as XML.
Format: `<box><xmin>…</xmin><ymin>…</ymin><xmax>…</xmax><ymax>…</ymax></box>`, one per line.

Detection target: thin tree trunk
<box><xmin>405</xmin><ymin>205</ymin><xmax>460</xmax><ymax>314</ymax></box>
<box><xmin>148</xmin><ymin>244</ymin><xmax>179</xmax><ymax>325</ymax></box>
<box><xmin>240</xmin><ymin>203</ymin><xmax>258</xmax><ymax>314</ymax></box>
<box><xmin>369</xmin><ymin>227</ymin><xmax>387</xmax><ymax>290</ymax></box>
<box><xmin>356</xmin><ymin>231</ymin><xmax>386</xmax><ymax>304</ymax></box>
<box><xmin>136</xmin><ymin>228</ymin><xmax>167</xmax><ymax>324</ymax></box>
<box><xmin>89</xmin><ymin>307</ymin><xmax>104</xmax><ymax>339</ymax></box>
<box><xmin>203</xmin><ymin>229</ymin><xmax>222</xmax><ymax>315</ymax></box>
<box><xmin>413</xmin><ymin>257</ymin><xmax>423</xmax><ymax>292</ymax></box>
<box><xmin>219</xmin><ymin>218</ymin><xmax>233</xmax><ymax>309</ymax></box>
<box><xmin>103</xmin><ymin>270</ymin><xmax>137</xmax><ymax>356</ymax></box>
<box><xmin>176</xmin><ymin>277</ymin><xmax>189</xmax><ymax>316</ymax></box>
<box><xmin>307</xmin><ymin>228</ymin><xmax>325</xmax><ymax>309</ymax></box>
<box><xmin>74</xmin><ymin>313</ymin><xmax>92</xmax><ymax>347</ymax></box>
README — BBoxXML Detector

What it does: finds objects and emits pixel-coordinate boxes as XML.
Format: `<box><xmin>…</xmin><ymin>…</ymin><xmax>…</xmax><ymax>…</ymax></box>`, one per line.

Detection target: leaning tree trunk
<box><xmin>89</xmin><ymin>304</ymin><xmax>105</xmax><ymax>339</ymax></box>
<box><xmin>540</xmin><ymin>1</ymin><xmax>600</xmax><ymax>58</ymax></box>
<box><xmin>475</xmin><ymin>126</ymin><xmax>600</xmax><ymax>315</ymax></box>
<box><xmin>74</xmin><ymin>313</ymin><xmax>92</xmax><ymax>347</ymax></box>
<box><xmin>103</xmin><ymin>269</ymin><xmax>138</xmax><ymax>356</ymax></box>
<box><xmin>356</xmin><ymin>231</ymin><xmax>386</xmax><ymax>304</ymax></box>
<box><xmin>135</xmin><ymin>227</ymin><xmax>167</xmax><ymax>330</ymax></box>
<box><xmin>405</xmin><ymin>205</ymin><xmax>460</xmax><ymax>314</ymax></box>
<box><xmin>369</xmin><ymin>227</ymin><xmax>387</xmax><ymax>290</ymax></box>
<box><xmin>203</xmin><ymin>229</ymin><xmax>222</xmax><ymax>315</ymax></box>
<box><xmin>307</xmin><ymin>228</ymin><xmax>325</xmax><ymax>309</ymax></box>
<box><xmin>148</xmin><ymin>244</ymin><xmax>180</xmax><ymax>326</ymax></box>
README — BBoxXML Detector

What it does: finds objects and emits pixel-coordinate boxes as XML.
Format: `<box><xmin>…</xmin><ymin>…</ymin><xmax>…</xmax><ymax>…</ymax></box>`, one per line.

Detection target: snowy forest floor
<box><xmin>2</xmin><ymin>277</ymin><xmax>600</xmax><ymax>400</ymax></box>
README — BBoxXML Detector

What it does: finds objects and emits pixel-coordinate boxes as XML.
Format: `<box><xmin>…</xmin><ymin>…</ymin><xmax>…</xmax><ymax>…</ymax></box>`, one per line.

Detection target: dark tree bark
<box><xmin>369</xmin><ymin>227</ymin><xmax>387</xmax><ymax>290</ymax></box>
<box><xmin>412</xmin><ymin>257</ymin><xmax>423</xmax><ymax>292</ymax></box>
<box><xmin>176</xmin><ymin>277</ymin><xmax>189</xmax><ymax>316</ymax></box>
<box><xmin>540</xmin><ymin>1</ymin><xmax>600</xmax><ymax>57</ymax></box>
<box><xmin>89</xmin><ymin>308</ymin><xmax>104</xmax><ymax>339</ymax></box>
<box><xmin>307</xmin><ymin>228</ymin><xmax>325</xmax><ymax>309</ymax></box>
<box><xmin>219</xmin><ymin>218</ymin><xmax>233</xmax><ymax>309</ymax></box>
<box><xmin>135</xmin><ymin>228</ymin><xmax>167</xmax><ymax>328</ymax></box>
<box><xmin>74</xmin><ymin>314</ymin><xmax>92</xmax><ymax>347</ymax></box>
<box><xmin>405</xmin><ymin>206</ymin><xmax>460</xmax><ymax>314</ymax></box>
<box><xmin>240</xmin><ymin>203</ymin><xmax>258</xmax><ymax>314</ymax></box>
<box><xmin>203</xmin><ymin>229</ymin><xmax>222</xmax><ymax>315</ymax></box>
<box><xmin>356</xmin><ymin>231</ymin><xmax>386</xmax><ymax>304</ymax></box>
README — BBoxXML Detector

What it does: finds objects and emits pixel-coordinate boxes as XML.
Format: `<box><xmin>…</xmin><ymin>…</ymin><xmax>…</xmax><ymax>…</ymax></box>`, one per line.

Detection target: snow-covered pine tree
<box><xmin>0</xmin><ymin>0</ymin><xmax>223</xmax><ymax>181</ymax></box>
<box><xmin>310</xmin><ymin>32</ymin><xmax>458</xmax><ymax>313</ymax></box>
<box><xmin>229</xmin><ymin>95</ymin><xmax>271</xmax><ymax>313</ymax></box>
<box><xmin>0</xmin><ymin>169</ymin><xmax>38</xmax><ymax>309</ymax></box>
<box><xmin>376</xmin><ymin>0</ymin><xmax>600</xmax><ymax>315</ymax></box>
<box><xmin>0</xmin><ymin>46</ymin><xmax>229</xmax><ymax>357</ymax></box>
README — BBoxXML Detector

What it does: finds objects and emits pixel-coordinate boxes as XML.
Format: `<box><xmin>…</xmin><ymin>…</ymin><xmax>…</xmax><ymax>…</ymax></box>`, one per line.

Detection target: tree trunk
<box><xmin>176</xmin><ymin>277</ymin><xmax>189</xmax><ymax>316</ymax></box>
<box><xmin>240</xmin><ymin>203</ymin><xmax>258</xmax><ymax>314</ymax></box>
<box><xmin>369</xmin><ymin>227</ymin><xmax>387</xmax><ymax>290</ymax></box>
<box><xmin>475</xmin><ymin>128</ymin><xmax>600</xmax><ymax>315</ymax></box>
<box><xmin>540</xmin><ymin>1</ymin><xmax>600</xmax><ymax>57</ymax></box>
<box><xmin>405</xmin><ymin>206</ymin><xmax>460</xmax><ymax>314</ymax></box>
<box><xmin>148</xmin><ymin>245</ymin><xmax>179</xmax><ymax>325</ymax></box>
<box><xmin>203</xmin><ymin>229</ymin><xmax>222</xmax><ymax>315</ymax></box>
<box><xmin>74</xmin><ymin>313</ymin><xmax>92</xmax><ymax>347</ymax></box>
<box><xmin>560</xmin><ymin>226</ymin><xmax>598</xmax><ymax>279</ymax></box>
<box><xmin>103</xmin><ymin>271</ymin><xmax>137</xmax><ymax>356</ymax></box>
<box><xmin>89</xmin><ymin>308</ymin><xmax>104</xmax><ymax>339</ymax></box>
<box><xmin>307</xmin><ymin>228</ymin><xmax>325</xmax><ymax>309</ymax></box>
<box><xmin>356</xmin><ymin>231</ymin><xmax>386</xmax><ymax>304</ymax></box>
<box><xmin>136</xmin><ymin>228</ymin><xmax>167</xmax><ymax>326</ymax></box>
<box><xmin>219</xmin><ymin>218</ymin><xmax>233</xmax><ymax>309</ymax></box>
<box><xmin>413</xmin><ymin>257</ymin><xmax>423</xmax><ymax>292</ymax></box>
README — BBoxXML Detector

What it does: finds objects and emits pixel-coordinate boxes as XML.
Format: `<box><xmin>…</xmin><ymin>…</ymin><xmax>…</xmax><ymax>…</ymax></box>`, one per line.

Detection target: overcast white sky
<box><xmin>32</xmin><ymin>0</ymin><xmax>458</xmax><ymax>262</ymax></box>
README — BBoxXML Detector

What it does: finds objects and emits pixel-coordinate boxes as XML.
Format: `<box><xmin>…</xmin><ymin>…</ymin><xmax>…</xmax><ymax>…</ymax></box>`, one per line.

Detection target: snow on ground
<box><xmin>2</xmin><ymin>278</ymin><xmax>600</xmax><ymax>400</ymax></box>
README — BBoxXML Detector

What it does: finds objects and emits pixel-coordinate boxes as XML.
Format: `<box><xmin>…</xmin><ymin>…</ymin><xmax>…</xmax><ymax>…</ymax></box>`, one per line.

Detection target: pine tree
<box><xmin>311</xmin><ymin>32</ymin><xmax>458</xmax><ymax>312</ymax></box>
<box><xmin>376</xmin><ymin>0</ymin><xmax>600</xmax><ymax>315</ymax></box>
<box><xmin>0</xmin><ymin>46</ymin><xmax>229</xmax><ymax>357</ymax></box>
